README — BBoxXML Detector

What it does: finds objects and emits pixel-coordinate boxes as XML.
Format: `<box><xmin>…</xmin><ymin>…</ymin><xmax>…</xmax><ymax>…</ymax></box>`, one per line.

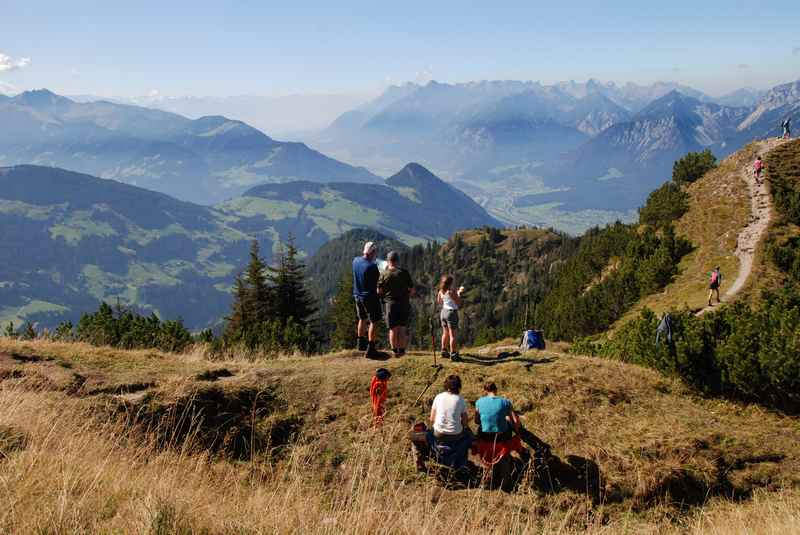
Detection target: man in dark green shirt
<box><xmin>378</xmin><ymin>250</ymin><xmax>415</xmax><ymax>356</ymax></box>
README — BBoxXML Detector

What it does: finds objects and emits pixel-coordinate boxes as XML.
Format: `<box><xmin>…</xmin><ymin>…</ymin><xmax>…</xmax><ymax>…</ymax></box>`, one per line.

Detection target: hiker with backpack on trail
<box><xmin>754</xmin><ymin>156</ymin><xmax>764</xmax><ymax>184</ymax></box>
<box><xmin>377</xmin><ymin>250</ymin><xmax>416</xmax><ymax>357</ymax></box>
<box><xmin>707</xmin><ymin>266</ymin><xmax>722</xmax><ymax>307</ymax></box>
<box><xmin>353</xmin><ymin>241</ymin><xmax>383</xmax><ymax>358</ymax></box>
<box><xmin>437</xmin><ymin>275</ymin><xmax>464</xmax><ymax>362</ymax></box>
<box><xmin>782</xmin><ymin>117</ymin><xmax>792</xmax><ymax>139</ymax></box>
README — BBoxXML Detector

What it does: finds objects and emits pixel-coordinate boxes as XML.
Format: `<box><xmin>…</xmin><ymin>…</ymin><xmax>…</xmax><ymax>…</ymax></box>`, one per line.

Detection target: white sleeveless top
<box><xmin>439</xmin><ymin>290</ymin><xmax>458</xmax><ymax>310</ymax></box>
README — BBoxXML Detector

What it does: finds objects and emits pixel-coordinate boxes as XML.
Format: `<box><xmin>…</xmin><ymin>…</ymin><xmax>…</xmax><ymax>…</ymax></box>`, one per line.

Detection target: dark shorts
<box><xmin>477</xmin><ymin>429</ymin><xmax>514</xmax><ymax>442</ymax></box>
<box><xmin>441</xmin><ymin>308</ymin><xmax>459</xmax><ymax>329</ymax></box>
<box><xmin>386</xmin><ymin>301</ymin><xmax>411</xmax><ymax>329</ymax></box>
<box><xmin>355</xmin><ymin>295</ymin><xmax>382</xmax><ymax>323</ymax></box>
<box><xmin>709</xmin><ymin>281</ymin><xmax>719</xmax><ymax>290</ymax></box>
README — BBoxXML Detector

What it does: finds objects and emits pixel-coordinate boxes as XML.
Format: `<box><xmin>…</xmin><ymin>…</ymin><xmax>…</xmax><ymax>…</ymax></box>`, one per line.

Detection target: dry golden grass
<box><xmin>0</xmin><ymin>338</ymin><xmax>799</xmax><ymax>533</ymax></box>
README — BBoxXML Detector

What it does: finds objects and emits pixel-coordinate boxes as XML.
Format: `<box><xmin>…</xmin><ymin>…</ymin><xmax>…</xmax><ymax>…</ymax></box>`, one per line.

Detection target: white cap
<box><xmin>363</xmin><ymin>241</ymin><xmax>376</xmax><ymax>256</ymax></box>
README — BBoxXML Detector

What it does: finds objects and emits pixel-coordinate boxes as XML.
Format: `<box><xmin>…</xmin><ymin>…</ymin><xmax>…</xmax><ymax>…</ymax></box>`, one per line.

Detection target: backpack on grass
<box><xmin>520</xmin><ymin>329</ymin><xmax>545</xmax><ymax>350</ymax></box>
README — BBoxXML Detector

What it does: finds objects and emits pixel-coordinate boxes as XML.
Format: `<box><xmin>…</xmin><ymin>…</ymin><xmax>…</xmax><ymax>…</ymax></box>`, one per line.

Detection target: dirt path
<box><xmin>697</xmin><ymin>138</ymin><xmax>786</xmax><ymax>316</ymax></box>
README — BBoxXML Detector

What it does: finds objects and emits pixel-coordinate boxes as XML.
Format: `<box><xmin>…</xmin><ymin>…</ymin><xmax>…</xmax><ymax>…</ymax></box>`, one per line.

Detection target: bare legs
<box><xmin>707</xmin><ymin>287</ymin><xmax>720</xmax><ymax>306</ymax></box>
<box><xmin>357</xmin><ymin>319</ymin><xmax>378</xmax><ymax>342</ymax></box>
<box><xmin>389</xmin><ymin>326</ymin><xmax>408</xmax><ymax>351</ymax></box>
<box><xmin>441</xmin><ymin>327</ymin><xmax>458</xmax><ymax>354</ymax></box>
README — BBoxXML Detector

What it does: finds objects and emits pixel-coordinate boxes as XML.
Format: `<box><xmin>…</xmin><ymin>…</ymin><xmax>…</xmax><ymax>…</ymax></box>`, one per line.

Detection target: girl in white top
<box><xmin>430</xmin><ymin>374</ymin><xmax>469</xmax><ymax>438</ymax></box>
<box><xmin>437</xmin><ymin>275</ymin><xmax>464</xmax><ymax>360</ymax></box>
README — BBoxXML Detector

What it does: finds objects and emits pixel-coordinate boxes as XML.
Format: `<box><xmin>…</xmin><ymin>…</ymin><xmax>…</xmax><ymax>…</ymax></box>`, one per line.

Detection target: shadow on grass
<box><xmin>456</xmin><ymin>353</ymin><xmax>556</xmax><ymax>368</ymax></box>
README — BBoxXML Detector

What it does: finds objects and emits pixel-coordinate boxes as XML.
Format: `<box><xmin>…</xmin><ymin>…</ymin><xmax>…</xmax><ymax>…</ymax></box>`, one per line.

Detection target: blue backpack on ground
<box><xmin>521</xmin><ymin>329</ymin><xmax>545</xmax><ymax>350</ymax></box>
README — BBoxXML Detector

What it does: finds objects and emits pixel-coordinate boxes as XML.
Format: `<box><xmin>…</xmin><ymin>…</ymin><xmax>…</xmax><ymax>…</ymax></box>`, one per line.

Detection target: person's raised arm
<box><xmin>451</xmin><ymin>289</ymin><xmax>462</xmax><ymax>307</ymax></box>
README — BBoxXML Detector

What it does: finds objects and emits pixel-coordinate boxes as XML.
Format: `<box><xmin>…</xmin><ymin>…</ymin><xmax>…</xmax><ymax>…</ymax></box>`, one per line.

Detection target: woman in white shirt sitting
<box><xmin>430</xmin><ymin>374</ymin><xmax>470</xmax><ymax>440</ymax></box>
<box><xmin>437</xmin><ymin>275</ymin><xmax>464</xmax><ymax>361</ymax></box>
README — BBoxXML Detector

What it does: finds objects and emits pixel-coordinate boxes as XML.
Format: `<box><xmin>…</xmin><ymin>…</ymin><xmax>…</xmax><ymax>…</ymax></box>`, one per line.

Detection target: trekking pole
<box><xmin>429</xmin><ymin>315</ymin><xmax>437</xmax><ymax>368</ymax></box>
<box><xmin>414</xmin><ymin>364</ymin><xmax>442</xmax><ymax>405</ymax></box>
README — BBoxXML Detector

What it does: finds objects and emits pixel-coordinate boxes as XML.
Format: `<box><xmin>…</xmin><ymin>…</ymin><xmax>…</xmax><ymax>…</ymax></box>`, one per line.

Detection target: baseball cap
<box><xmin>363</xmin><ymin>241</ymin><xmax>377</xmax><ymax>256</ymax></box>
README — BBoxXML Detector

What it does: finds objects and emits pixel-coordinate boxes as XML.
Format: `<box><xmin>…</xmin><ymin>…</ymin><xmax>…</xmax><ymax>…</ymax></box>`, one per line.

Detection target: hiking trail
<box><xmin>696</xmin><ymin>138</ymin><xmax>787</xmax><ymax>316</ymax></box>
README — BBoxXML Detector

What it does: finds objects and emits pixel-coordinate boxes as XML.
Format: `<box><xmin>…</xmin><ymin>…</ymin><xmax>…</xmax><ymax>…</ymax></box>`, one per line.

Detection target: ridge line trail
<box><xmin>697</xmin><ymin>138</ymin><xmax>787</xmax><ymax>316</ymax></box>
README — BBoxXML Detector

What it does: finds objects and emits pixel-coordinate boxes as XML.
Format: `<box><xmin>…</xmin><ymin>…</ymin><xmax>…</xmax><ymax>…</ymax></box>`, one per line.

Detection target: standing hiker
<box><xmin>707</xmin><ymin>266</ymin><xmax>722</xmax><ymax>306</ymax></box>
<box><xmin>437</xmin><ymin>275</ymin><xmax>464</xmax><ymax>361</ymax></box>
<box><xmin>378</xmin><ymin>250</ymin><xmax>416</xmax><ymax>357</ymax></box>
<box><xmin>753</xmin><ymin>156</ymin><xmax>764</xmax><ymax>184</ymax></box>
<box><xmin>353</xmin><ymin>241</ymin><xmax>382</xmax><ymax>358</ymax></box>
<box><xmin>782</xmin><ymin>117</ymin><xmax>792</xmax><ymax>139</ymax></box>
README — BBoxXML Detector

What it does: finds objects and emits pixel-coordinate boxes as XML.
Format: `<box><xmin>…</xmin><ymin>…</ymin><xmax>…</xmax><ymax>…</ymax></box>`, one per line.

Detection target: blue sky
<box><xmin>2</xmin><ymin>0</ymin><xmax>799</xmax><ymax>97</ymax></box>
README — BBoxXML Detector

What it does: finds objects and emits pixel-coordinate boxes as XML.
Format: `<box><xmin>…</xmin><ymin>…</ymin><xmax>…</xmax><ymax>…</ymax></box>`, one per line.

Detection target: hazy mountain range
<box><xmin>68</xmin><ymin>92</ymin><xmax>371</xmax><ymax>138</ymax></box>
<box><xmin>313</xmin><ymin>79</ymin><xmax>799</xmax><ymax>231</ymax></box>
<box><xmin>0</xmin><ymin>90</ymin><xmax>379</xmax><ymax>205</ymax></box>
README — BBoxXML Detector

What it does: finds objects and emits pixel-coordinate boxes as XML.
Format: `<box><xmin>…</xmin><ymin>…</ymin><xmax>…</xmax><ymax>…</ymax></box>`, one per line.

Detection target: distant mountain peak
<box><xmin>13</xmin><ymin>88</ymin><xmax>73</xmax><ymax>108</ymax></box>
<box><xmin>386</xmin><ymin>162</ymin><xmax>442</xmax><ymax>187</ymax></box>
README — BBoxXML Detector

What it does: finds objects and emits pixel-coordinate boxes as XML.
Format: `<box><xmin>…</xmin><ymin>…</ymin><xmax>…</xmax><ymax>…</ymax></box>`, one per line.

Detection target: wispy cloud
<box><xmin>794</xmin><ymin>47</ymin><xmax>800</xmax><ymax>56</ymax></box>
<box><xmin>737</xmin><ymin>64</ymin><xmax>749</xmax><ymax>70</ymax></box>
<box><xmin>0</xmin><ymin>52</ymin><xmax>31</xmax><ymax>72</ymax></box>
<box><xmin>0</xmin><ymin>81</ymin><xmax>18</xmax><ymax>95</ymax></box>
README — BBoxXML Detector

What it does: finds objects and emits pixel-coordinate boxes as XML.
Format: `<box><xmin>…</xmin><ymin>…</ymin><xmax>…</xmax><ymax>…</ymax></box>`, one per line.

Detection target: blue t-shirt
<box><xmin>352</xmin><ymin>256</ymin><xmax>379</xmax><ymax>299</ymax></box>
<box><xmin>475</xmin><ymin>395</ymin><xmax>512</xmax><ymax>433</ymax></box>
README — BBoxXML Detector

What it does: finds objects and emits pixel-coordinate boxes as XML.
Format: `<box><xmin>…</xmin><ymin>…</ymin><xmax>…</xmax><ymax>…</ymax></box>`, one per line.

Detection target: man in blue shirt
<box><xmin>474</xmin><ymin>381</ymin><xmax>519</xmax><ymax>442</ymax></box>
<box><xmin>353</xmin><ymin>241</ymin><xmax>382</xmax><ymax>357</ymax></box>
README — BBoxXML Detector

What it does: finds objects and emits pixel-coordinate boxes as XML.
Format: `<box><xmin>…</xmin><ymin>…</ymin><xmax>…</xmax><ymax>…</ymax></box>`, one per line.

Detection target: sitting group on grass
<box><xmin>411</xmin><ymin>374</ymin><xmax>524</xmax><ymax>473</ymax></box>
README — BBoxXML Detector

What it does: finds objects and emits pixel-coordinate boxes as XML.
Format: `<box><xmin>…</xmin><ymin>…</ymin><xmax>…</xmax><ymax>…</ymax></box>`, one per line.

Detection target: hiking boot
<box><xmin>391</xmin><ymin>348</ymin><xmax>400</xmax><ymax>358</ymax></box>
<box><xmin>364</xmin><ymin>342</ymin><xmax>381</xmax><ymax>359</ymax></box>
<box><xmin>397</xmin><ymin>348</ymin><xmax>406</xmax><ymax>357</ymax></box>
<box><xmin>441</xmin><ymin>350</ymin><xmax>450</xmax><ymax>360</ymax></box>
<box><xmin>357</xmin><ymin>337</ymin><xmax>368</xmax><ymax>351</ymax></box>
<box><xmin>450</xmin><ymin>352</ymin><xmax>461</xmax><ymax>362</ymax></box>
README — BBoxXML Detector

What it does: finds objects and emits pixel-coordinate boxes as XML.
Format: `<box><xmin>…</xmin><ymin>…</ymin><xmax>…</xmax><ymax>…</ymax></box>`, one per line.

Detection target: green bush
<box><xmin>76</xmin><ymin>302</ymin><xmax>193</xmax><ymax>353</ymax></box>
<box><xmin>672</xmin><ymin>149</ymin><xmax>717</xmax><ymax>184</ymax></box>
<box><xmin>599</xmin><ymin>291</ymin><xmax>800</xmax><ymax>412</ymax></box>
<box><xmin>639</xmin><ymin>181</ymin><xmax>689</xmax><ymax>227</ymax></box>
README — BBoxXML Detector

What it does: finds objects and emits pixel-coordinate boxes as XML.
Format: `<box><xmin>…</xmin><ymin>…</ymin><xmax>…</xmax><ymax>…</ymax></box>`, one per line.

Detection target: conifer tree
<box><xmin>273</xmin><ymin>235</ymin><xmax>316</xmax><ymax>327</ymax></box>
<box><xmin>245</xmin><ymin>240</ymin><xmax>273</xmax><ymax>324</ymax></box>
<box><xmin>224</xmin><ymin>274</ymin><xmax>250</xmax><ymax>338</ymax></box>
<box><xmin>329</xmin><ymin>271</ymin><xmax>356</xmax><ymax>349</ymax></box>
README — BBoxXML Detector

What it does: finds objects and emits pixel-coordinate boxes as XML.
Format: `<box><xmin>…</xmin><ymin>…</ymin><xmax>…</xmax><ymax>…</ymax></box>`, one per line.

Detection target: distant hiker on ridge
<box><xmin>377</xmin><ymin>250</ymin><xmax>415</xmax><ymax>357</ymax></box>
<box><xmin>437</xmin><ymin>275</ymin><xmax>464</xmax><ymax>361</ymax></box>
<box><xmin>782</xmin><ymin>117</ymin><xmax>792</xmax><ymax>139</ymax></box>
<box><xmin>754</xmin><ymin>156</ymin><xmax>764</xmax><ymax>184</ymax></box>
<box><xmin>707</xmin><ymin>266</ymin><xmax>722</xmax><ymax>307</ymax></box>
<box><xmin>353</xmin><ymin>241</ymin><xmax>382</xmax><ymax>358</ymax></box>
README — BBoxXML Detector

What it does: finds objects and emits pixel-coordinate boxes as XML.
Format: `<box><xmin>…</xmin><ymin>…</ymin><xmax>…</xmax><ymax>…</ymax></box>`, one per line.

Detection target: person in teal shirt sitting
<box><xmin>474</xmin><ymin>381</ymin><xmax>520</xmax><ymax>442</ymax></box>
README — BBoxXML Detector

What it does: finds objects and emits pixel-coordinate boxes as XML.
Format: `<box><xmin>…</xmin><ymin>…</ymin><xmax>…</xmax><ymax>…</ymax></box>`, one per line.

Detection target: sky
<box><xmin>2</xmin><ymin>0</ymin><xmax>800</xmax><ymax>99</ymax></box>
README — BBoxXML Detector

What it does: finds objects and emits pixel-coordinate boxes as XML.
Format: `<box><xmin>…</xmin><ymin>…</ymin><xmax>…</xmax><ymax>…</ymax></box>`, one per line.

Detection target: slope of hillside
<box><xmin>0</xmin><ymin>337</ymin><xmax>798</xmax><ymax>533</ymax></box>
<box><xmin>0</xmin><ymin>165</ymin><xmax>250</xmax><ymax>329</ymax></box>
<box><xmin>612</xmin><ymin>139</ymin><xmax>789</xmax><ymax>326</ymax></box>
<box><xmin>0</xmin><ymin>90</ymin><xmax>380</xmax><ymax>204</ymax></box>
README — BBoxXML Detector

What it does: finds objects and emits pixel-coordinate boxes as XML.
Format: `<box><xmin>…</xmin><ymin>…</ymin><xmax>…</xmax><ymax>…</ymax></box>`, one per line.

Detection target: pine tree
<box><xmin>224</xmin><ymin>273</ymin><xmax>250</xmax><ymax>339</ymax></box>
<box><xmin>273</xmin><ymin>235</ymin><xmax>317</xmax><ymax>327</ymax></box>
<box><xmin>329</xmin><ymin>271</ymin><xmax>356</xmax><ymax>349</ymax></box>
<box><xmin>245</xmin><ymin>240</ymin><xmax>274</xmax><ymax>324</ymax></box>
<box><xmin>3</xmin><ymin>321</ymin><xmax>15</xmax><ymax>338</ymax></box>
